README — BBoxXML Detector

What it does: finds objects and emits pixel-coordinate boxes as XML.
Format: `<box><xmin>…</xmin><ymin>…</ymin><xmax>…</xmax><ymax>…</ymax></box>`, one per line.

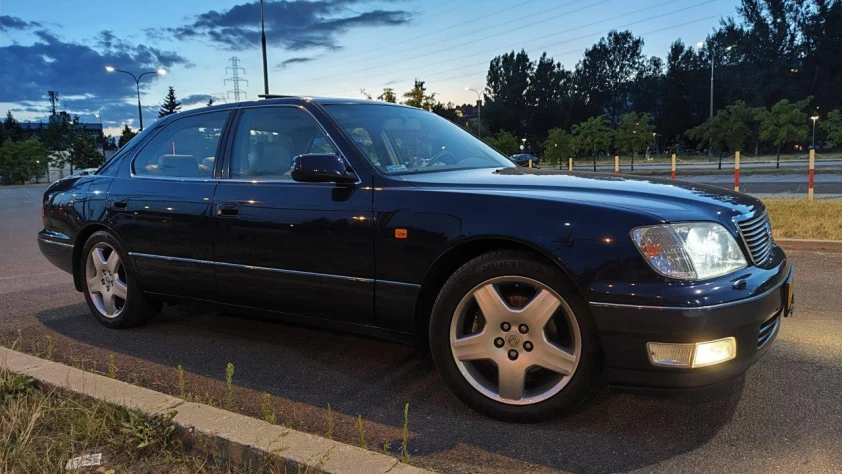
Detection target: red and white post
<box><xmin>808</xmin><ymin>148</ymin><xmax>815</xmax><ymax>201</ymax></box>
<box><xmin>670</xmin><ymin>153</ymin><xmax>676</xmax><ymax>180</ymax></box>
<box><xmin>734</xmin><ymin>151</ymin><xmax>740</xmax><ymax>192</ymax></box>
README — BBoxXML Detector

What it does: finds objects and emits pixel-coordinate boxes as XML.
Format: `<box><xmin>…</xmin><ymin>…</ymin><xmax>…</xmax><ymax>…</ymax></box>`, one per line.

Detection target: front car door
<box><xmin>109</xmin><ymin>110</ymin><xmax>232</xmax><ymax>300</ymax></box>
<box><xmin>212</xmin><ymin>104</ymin><xmax>375</xmax><ymax>325</ymax></box>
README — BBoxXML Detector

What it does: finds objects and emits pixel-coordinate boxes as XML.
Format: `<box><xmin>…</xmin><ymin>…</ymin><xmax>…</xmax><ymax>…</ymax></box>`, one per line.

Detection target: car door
<box><xmin>212</xmin><ymin>105</ymin><xmax>375</xmax><ymax>325</ymax></box>
<box><xmin>108</xmin><ymin>110</ymin><xmax>232</xmax><ymax>300</ymax></box>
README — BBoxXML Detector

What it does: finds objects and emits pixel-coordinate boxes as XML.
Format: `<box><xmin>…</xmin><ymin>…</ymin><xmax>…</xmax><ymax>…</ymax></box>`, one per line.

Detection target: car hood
<box><xmin>400</xmin><ymin>167</ymin><xmax>763</xmax><ymax>224</ymax></box>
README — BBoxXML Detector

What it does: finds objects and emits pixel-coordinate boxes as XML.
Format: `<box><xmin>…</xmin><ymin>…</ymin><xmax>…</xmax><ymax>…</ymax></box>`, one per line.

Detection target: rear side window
<box><xmin>229</xmin><ymin>107</ymin><xmax>337</xmax><ymax>181</ymax></box>
<box><xmin>132</xmin><ymin>111</ymin><xmax>229</xmax><ymax>178</ymax></box>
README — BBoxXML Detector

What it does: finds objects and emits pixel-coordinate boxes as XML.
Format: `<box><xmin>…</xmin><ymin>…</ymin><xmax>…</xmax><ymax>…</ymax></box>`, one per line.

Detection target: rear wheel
<box><xmin>429</xmin><ymin>250</ymin><xmax>601</xmax><ymax>422</ymax></box>
<box><xmin>81</xmin><ymin>231</ymin><xmax>160</xmax><ymax>328</ymax></box>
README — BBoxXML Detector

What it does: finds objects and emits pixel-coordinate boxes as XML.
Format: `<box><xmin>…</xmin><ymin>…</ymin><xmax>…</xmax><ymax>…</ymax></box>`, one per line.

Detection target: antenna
<box><xmin>224</xmin><ymin>56</ymin><xmax>249</xmax><ymax>102</ymax></box>
<box><xmin>48</xmin><ymin>91</ymin><xmax>60</xmax><ymax>116</ymax></box>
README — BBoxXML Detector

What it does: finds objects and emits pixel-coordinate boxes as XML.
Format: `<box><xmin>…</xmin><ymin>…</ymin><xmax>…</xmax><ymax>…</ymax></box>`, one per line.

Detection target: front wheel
<box><xmin>429</xmin><ymin>250</ymin><xmax>601</xmax><ymax>422</ymax></box>
<box><xmin>81</xmin><ymin>231</ymin><xmax>161</xmax><ymax>328</ymax></box>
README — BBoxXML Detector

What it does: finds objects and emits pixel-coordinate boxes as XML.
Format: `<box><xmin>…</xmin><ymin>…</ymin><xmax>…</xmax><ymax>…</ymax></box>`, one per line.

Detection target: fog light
<box><xmin>647</xmin><ymin>337</ymin><xmax>737</xmax><ymax>368</ymax></box>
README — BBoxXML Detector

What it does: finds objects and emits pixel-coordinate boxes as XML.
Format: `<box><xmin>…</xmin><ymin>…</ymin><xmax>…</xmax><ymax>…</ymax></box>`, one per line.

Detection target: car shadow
<box><xmin>36</xmin><ymin>303</ymin><xmax>743</xmax><ymax>473</ymax></box>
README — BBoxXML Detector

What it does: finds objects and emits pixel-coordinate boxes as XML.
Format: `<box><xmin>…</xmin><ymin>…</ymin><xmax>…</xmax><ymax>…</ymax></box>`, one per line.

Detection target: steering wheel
<box><xmin>424</xmin><ymin>150</ymin><xmax>456</xmax><ymax>167</ymax></box>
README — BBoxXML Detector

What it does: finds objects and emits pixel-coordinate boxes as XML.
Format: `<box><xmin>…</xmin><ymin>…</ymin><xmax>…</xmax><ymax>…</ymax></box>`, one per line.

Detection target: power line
<box><xmin>296</xmin><ymin>0</ymin><xmax>702</xmax><ymax>91</ymax></box>
<box><xmin>285</xmin><ymin>0</ymin><xmax>612</xmax><ymax>86</ymax></box>
<box><xmin>224</xmin><ymin>56</ymin><xmax>249</xmax><ymax>102</ymax></box>
<box><xmin>298</xmin><ymin>0</ymin><xmax>543</xmax><ymax>72</ymax></box>
<box><xmin>322</xmin><ymin>9</ymin><xmax>735</xmax><ymax>97</ymax></box>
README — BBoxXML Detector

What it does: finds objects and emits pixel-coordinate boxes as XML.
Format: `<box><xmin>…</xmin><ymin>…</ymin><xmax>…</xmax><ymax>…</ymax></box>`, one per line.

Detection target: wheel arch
<box><xmin>412</xmin><ymin>236</ymin><xmax>585</xmax><ymax>355</ymax></box>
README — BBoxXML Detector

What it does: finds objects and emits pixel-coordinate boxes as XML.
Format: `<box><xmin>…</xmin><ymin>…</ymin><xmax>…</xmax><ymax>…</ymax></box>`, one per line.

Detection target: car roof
<box><xmin>207</xmin><ymin>96</ymin><xmax>414</xmax><ymax>109</ymax></box>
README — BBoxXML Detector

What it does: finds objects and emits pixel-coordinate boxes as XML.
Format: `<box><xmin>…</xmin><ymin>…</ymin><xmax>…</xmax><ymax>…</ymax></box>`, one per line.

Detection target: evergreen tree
<box><xmin>158</xmin><ymin>87</ymin><xmax>182</xmax><ymax>118</ymax></box>
<box><xmin>378</xmin><ymin>88</ymin><xmax>397</xmax><ymax>103</ymax></box>
<box><xmin>118</xmin><ymin>124</ymin><xmax>138</xmax><ymax>148</ymax></box>
<box><xmin>402</xmin><ymin>80</ymin><xmax>436</xmax><ymax>110</ymax></box>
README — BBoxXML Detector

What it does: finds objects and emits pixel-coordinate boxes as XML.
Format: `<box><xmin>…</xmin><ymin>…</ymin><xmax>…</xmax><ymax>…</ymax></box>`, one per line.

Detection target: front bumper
<box><xmin>590</xmin><ymin>262</ymin><xmax>793</xmax><ymax>393</ymax></box>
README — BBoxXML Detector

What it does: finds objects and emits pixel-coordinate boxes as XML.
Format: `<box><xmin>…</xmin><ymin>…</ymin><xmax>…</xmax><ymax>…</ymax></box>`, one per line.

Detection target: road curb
<box><xmin>0</xmin><ymin>347</ymin><xmax>432</xmax><ymax>474</ymax></box>
<box><xmin>776</xmin><ymin>238</ymin><xmax>842</xmax><ymax>252</ymax></box>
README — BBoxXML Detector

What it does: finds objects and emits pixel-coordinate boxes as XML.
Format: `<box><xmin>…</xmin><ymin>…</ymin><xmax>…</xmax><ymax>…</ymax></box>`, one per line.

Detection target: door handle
<box><xmin>215</xmin><ymin>203</ymin><xmax>240</xmax><ymax>218</ymax></box>
<box><xmin>111</xmin><ymin>199</ymin><xmax>128</xmax><ymax>210</ymax></box>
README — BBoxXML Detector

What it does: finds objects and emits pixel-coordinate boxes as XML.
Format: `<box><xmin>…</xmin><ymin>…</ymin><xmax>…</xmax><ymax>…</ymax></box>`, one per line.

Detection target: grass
<box><xmin>543</xmin><ymin>151</ymin><xmax>842</xmax><ymax>168</ymax></box>
<box><xmin>764</xmin><ymin>199</ymin><xmax>842</xmax><ymax>240</ymax></box>
<box><xmin>0</xmin><ymin>368</ymin><xmax>251</xmax><ymax>474</ymax></box>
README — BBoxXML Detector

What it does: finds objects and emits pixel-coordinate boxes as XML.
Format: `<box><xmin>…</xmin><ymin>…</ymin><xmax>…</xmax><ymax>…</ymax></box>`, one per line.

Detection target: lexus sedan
<box><xmin>38</xmin><ymin>97</ymin><xmax>794</xmax><ymax>421</ymax></box>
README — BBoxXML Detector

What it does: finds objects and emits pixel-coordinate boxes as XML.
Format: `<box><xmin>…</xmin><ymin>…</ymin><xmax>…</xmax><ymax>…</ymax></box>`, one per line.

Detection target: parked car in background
<box><xmin>38</xmin><ymin>97</ymin><xmax>794</xmax><ymax>422</ymax></box>
<box><xmin>509</xmin><ymin>153</ymin><xmax>539</xmax><ymax>167</ymax></box>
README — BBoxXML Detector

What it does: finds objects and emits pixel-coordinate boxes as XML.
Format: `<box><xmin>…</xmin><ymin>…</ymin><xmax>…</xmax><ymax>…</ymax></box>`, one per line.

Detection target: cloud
<box><xmin>0</xmin><ymin>30</ymin><xmax>192</xmax><ymax>123</ymax></box>
<box><xmin>0</xmin><ymin>15</ymin><xmax>43</xmax><ymax>31</ymax></box>
<box><xmin>161</xmin><ymin>0</ymin><xmax>412</xmax><ymax>52</ymax></box>
<box><xmin>181</xmin><ymin>94</ymin><xmax>215</xmax><ymax>106</ymax></box>
<box><xmin>276</xmin><ymin>57</ymin><xmax>315</xmax><ymax>69</ymax></box>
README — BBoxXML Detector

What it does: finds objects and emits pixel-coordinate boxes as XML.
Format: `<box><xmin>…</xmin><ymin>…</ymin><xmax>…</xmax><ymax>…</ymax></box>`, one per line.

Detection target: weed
<box><xmin>400</xmin><ymin>402</ymin><xmax>410</xmax><ymax>463</ymax></box>
<box><xmin>382</xmin><ymin>442</ymin><xmax>391</xmax><ymax>455</ymax></box>
<box><xmin>120</xmin><ymin>410</ymin><xmax>176</xmax><ymax>450</ymax></box>
<box><xmin>177</xmin><ymin>365</ymin><xmax>186</xmax><ymax>399</ymax></box>
<box><xmin>262</xmin><ymin>393</ymin><xmax>277</xmax><ymax>425</ymax></box>
<box><xmin>45</xmin><ymin>335</ymin><xmax>53</xmax><ymax>360</ymax></box>
<box><xmin>326</xmin><ymin>404</ymin><xmax>334</xmax><ymax>440</ymax></box>
<box><xmin>224</xmin><ymin>362</ymin><xmax>235</xmax><ymax>411</ymax></box>
<box><xmin>357</xmin><ymin>415</ymin><xmax>368</xmax><ymax>450</ymax></box>
<box><xmin>107</xmin><ymin>355</ymin><xmax>118</xmax><ymax>379</ymax></box>
<box><xmin>1</xmin><ymin>374</ymin><xmax>32</xmax><ymax>403</ymax></box>
<box><xmin>13</xmin><ymin>329</ymin><xmax>22</xmax><ymax>351</ymax></box>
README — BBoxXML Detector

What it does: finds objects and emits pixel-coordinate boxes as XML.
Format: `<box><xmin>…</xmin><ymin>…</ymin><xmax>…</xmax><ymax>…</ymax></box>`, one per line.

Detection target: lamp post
<box><xmin>811</xmin><ymin>115</ymin><xmax>819</xmax><ymax>150</ymax></box>
<box><xmin>260</xmin><ymin>0</ymin><xmax>270</xmax><ymax>95</ymax></box>
<box><xmin>466</xmin><ymin>87</ymin><xmax>482</xmax><ymax>138</ymax></box>
<box><xmin>697</xmin><ymin>41</ymin><xmax>732</xmax><ymax>162</ymax></box>
<box><xmin>105</xmin><ymin>66</ymin><xmax>166</xmax><ymax>131</ymax></box>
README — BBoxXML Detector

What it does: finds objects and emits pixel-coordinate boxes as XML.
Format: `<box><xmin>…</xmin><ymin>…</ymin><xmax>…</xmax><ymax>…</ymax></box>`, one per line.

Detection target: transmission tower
<box><xmin>225</xmin><ymin>57</ymin><xmax>248</xmax><ymax>102</ymax></box>
<box><xmin>48</xmin><ymin>91</ymin><xmax>60</xmax><ymax>116</ymax></box>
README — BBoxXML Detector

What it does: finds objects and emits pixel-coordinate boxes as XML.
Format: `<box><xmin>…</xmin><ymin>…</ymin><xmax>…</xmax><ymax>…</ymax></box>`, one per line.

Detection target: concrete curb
<box><xmin>776</xmin><ymin>238</ymin><xmax>842</xmax><ymax>252</ymax></box>
<box><xmin>0</xmin><ymin>347</ymin><xmax>432</xmax><ymax>474</ymax></box>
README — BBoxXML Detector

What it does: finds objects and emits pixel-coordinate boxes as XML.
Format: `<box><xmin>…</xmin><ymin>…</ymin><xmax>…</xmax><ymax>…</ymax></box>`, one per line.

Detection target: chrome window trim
<box><xmin>128</xmin><ymin>252</ymin><xmax>419</xmax><ymax>287</ymax></box>
<box><xmin>38</xmin><ymin>237</ymin><xmax>73</xmax><ymax>248</ymax></box>
<box><xmin>227</xmin><ymin>104</ymin><xmax>362</xmax><ymax>185</ymax></box>
<box><xmin>129</xmin><ymin>109</ymin><xmax>232</xmax><ymax>180</ymax></box>
<box><xmin>589</xmin><ymin>275</ymin><xmax>786</xmax><ymax>312</ymax></box>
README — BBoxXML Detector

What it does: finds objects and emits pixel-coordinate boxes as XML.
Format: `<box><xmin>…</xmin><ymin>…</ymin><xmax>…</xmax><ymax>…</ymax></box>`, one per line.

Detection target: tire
<box><xmin>429</xmin><ymin>249</ymin><xmax>602</xmax><ymax>422</ymax></box>
<box><xmin>80</xmin><ymin>230</ymin><xmax>161</xmax><ymax>329</ymax></box>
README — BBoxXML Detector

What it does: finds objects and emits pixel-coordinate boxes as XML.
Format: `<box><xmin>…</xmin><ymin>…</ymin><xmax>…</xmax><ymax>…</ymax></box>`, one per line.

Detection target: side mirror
<box><xmin>291</xmin><ymin>154</ymin><xmax>357</xmax><ymax>184</ymax></box>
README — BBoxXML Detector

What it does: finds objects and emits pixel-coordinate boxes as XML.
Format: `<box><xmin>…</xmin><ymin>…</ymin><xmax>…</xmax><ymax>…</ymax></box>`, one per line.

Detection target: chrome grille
<box><xmin>735</xmin><ymin>210</ymin><xmax>773</xmax><ymax>265</ymax></box>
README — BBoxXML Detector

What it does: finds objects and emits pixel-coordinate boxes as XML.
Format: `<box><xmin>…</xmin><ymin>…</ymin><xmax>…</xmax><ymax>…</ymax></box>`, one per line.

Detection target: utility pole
<box><xmin>260</xmin><ymin>0</ymin><xmax>270</xmax><ymax>95</ymax></box>
<box><xmin>225</xmin><ymin>57</ymin><xmax>249</xmax><ymax>102</ymax></box>
<box><xmin>48</xmin><ymin>91</ymin><xmax>59</xmax><ymax>116</ymax></box>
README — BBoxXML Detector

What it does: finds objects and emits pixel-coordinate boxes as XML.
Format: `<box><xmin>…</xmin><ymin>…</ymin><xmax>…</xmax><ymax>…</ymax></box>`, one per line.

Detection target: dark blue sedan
<box><xmin>38</xmin><ymin>97</ymin><xmax>794</xmax><ymax>421</ymax></box>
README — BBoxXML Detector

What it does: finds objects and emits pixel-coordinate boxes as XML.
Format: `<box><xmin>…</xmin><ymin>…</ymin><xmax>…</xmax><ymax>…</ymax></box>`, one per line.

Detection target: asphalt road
<box><xmin>2</xmin><ymin>184</ymin><xmax>841</xmax><ymax>474</ymax></box>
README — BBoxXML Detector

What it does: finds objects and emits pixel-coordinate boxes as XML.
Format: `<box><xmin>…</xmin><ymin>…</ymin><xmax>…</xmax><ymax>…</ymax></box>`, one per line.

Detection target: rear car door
<box><xmin>212</xmin><ymin>105</ymin><xmax>375</xmax><ymax>325</ymax></box>
<box><xmin>109</xmin><ymin>110</ymin><xmax>231</xmax><ymax>300</ymax></box>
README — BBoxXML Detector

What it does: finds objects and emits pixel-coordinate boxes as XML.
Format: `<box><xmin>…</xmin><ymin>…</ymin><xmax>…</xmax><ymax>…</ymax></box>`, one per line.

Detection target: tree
<box><xmin>0</xmin><ymin>138</ymin><xmax>49</xmax><ymax>184</ymax></box>
<box><xmin>206</xmin><ymin>97</ymin><xmax>215</xmax><ymax>107</ymax></box>
<box><xmin>3</xmin><ymin>111</ymin><xmax>24</xmax><ymax>142</ymax></box>
<box><xmin>158</xmin><ymin>86</ymin><xmax>182</xmax><ymax>118</ymax></box>
<box><xmin>754</xmin><ymin>97</ymin><xmax>811</xmax><ymax>162</ymax></box>
<box><xmin>378</xmin><ymin>88</ymin><xmax>397</xmax><ymax>103</ymax></box>
<box><xmin>67</xmin><ymin>119</ymin><xmax>104</xmax><ymax>170</ymax></box>
<box><xmin>118</xmin><ymin>125</ymin><xmax>138</xmax><ymax>148</ymax></box>
<box><xmin>484</xmin><ymin>131</ymin><xmax>520</xmax><ymax>156</ymax></box>
<box><xmin>543</xmin><ymin>128</ymin><xmax>575</xmax><ymax>165</ymax></box>
<box><xmin>402</xmin><ymin>80</ymin><xmax>436</xmax><ymax>110</ymax></box>
<box><xmin>820</xmin><ymin>109</ymin><xmax>842</xmax><ymax>146</ymax></box>
<box><xmin>485</xmin><ymin>50</ymin><xmax>534</xmax><ymax>135</ymax></box>
<box><xmin>431</xmin><ymin>102</ymin><xmax>458</xmax><ymax>121</ymax></box>
<box><xmin>571</xmin><ymin>116</ymin><xmax>614</xmax><ymax>157</ymax></box>
<box><xmin>614</xmin><ymin>112</ymin><xmax>656</xmax><ymax>158</ymax></box>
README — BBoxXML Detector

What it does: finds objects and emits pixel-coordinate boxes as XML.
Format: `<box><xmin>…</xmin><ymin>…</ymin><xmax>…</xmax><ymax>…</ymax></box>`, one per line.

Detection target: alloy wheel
<box><xmin>85</xmin><ymin>242</ymin><xmax>127</xmax><ymax>318</ymax></box>
<box><xmin>449</xmin><ymin>276</ymin><xmax>581</xmax><ymax>405</ymax></box>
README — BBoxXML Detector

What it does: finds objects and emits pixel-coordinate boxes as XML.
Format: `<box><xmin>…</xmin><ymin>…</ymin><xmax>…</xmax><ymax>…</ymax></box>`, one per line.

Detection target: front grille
<box><xmin>758</xmin><ymin>312</ymin><xmax>781</xmax><ymax>348</ymax></box>
<box><xmin>735</xmin><ymin>210</ymin><xmax>773</xmax><ymax>265</ymax></box>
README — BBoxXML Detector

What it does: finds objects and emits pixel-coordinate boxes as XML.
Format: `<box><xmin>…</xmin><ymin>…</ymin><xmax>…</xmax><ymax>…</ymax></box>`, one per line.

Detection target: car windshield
<box><xmin>323</xmin><ymin>104</ymin><xmax>514</xmax><ymax>175</ymax></box>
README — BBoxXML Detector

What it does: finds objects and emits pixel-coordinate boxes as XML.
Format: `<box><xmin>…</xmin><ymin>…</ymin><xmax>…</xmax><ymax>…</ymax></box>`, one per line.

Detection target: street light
<box><xmin>811</xmin><ymin>115</ymin><xmax>819</xmax><ymax>149</ymax></box>
<box><xmin>105</xmin><ymin>66</ymin><xmax>167</xmax><ymax>131</ymax></box>
<box><xmin>697</xmin><ymin>41</ymin><xmax>733</xmax><ymax>164</ymax></box>
<box><xmin>466</xmin><ymin>87</ymin><xmax>482</xmax><ymax>138</ymax></box>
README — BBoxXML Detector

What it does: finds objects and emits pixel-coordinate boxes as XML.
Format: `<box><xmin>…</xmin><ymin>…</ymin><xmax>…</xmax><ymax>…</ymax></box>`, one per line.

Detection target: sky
<box><xmin>0</xmin><ymin>0</ymin><xmax>741</xmax><ymax>136</ymax></box>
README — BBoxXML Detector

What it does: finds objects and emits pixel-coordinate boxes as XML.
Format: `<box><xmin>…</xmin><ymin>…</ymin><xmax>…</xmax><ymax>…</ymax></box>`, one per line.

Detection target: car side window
<box><xmin>230</xmin><ymin>107</ymin><xmax>337</xmax><ymax>180</ymax></box>
<box><xmin>132</xmin><ymin>111</ymin><xmax>229</xmax><ymax>178</ymax></box>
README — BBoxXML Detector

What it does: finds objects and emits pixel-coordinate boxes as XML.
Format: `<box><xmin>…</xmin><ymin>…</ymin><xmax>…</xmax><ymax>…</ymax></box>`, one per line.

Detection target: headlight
<box><xmin>631</xmin><ymin>222</ymin><xmax>747</xmax><ymax>280</ymax></box>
